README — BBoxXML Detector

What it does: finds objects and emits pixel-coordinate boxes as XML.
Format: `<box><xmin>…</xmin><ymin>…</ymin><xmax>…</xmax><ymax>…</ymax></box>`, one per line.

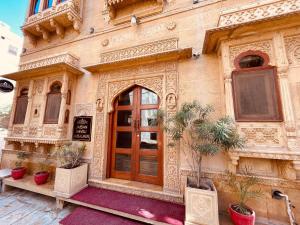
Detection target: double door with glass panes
<box><xmin>110</xmin><ymin>86</ymin><xmax>162</xmax><ymax>185</ymax></box>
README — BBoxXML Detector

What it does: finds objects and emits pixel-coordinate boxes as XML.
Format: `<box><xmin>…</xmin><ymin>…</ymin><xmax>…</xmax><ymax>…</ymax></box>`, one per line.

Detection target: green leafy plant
<box><xmin>54</xmin><ymin>142</ymin><xmax>86</xmax><ymax>169</ymax></box>
<box><xmin>164</xmin><ymin>101</ymin><xmax>244</xmax><ymax>189</ymax></box>
<box><xmin>15</xmin><ymin>151</ymin><xmax>31</xmax><ymax>168</ymax></box>
<box><xmin>225</xmin><ymin>167</ymin><xmax>263</xmax><ymax>215</ymax></box>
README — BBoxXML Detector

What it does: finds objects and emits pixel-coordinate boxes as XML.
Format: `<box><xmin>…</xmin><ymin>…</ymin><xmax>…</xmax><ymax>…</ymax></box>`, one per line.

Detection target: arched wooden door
<box><xmin>110</xmin><ymin>86</ymin><xmax>163</xmax><ymax>185</ymax></box>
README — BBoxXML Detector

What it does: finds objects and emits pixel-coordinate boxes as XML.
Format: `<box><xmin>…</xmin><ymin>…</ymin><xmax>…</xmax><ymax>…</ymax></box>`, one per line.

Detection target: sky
<box><xmin>0</xmin><ymin>1</ymin><xmax>28</xmax><ymax>37</ymax></box>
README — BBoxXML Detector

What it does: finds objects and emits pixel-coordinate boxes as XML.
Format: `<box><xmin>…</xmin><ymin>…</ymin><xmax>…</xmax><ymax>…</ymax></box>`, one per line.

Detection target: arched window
<box><xmin>44</xmin><ymin>82</ymin><xmax>62</xmax><ymax>124</ymax></box>
<box><xmin>232</xmin><ymin>51</ymin><xmax>282</xmax><ymax>122</ymax></box>
<box><xmin>14</xmin><ymin>88</ymin><xmax>29</xmax><ymax>124</ymax></box>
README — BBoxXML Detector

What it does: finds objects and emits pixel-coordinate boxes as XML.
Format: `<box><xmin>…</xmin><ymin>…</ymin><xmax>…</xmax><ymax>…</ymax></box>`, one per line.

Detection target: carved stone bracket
<box><xmin>36</xmin><ymin>24</ymin><xmax>50</xmax><ymax>42</ymax></box>
<box><xmin>50</xmin><ymin>19</ymin><xmax>65</xmax><ymax>38</ymax></box>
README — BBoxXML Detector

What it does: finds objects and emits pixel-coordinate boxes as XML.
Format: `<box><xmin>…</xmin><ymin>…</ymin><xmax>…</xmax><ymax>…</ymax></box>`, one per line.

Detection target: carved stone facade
<box><xmin>218</xmin><ymin>0</ymin><xmax>300</xmax><ymax>27</ymax></box>
<box><xmin>285</xmin><ymin>35</ymin><xmax>300</xmax><ymax>66</ymax></box>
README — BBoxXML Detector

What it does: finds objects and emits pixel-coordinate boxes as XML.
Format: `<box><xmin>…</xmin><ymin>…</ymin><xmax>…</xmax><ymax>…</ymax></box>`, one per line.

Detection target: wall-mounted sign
<box><xmin>72</xmin><ymin>116</ymin><xmax>92</xmax><ymax>142</ymax></box>
<box><xmin>0</xmin><ymin>79</ymin><xmax>14</xmax><ymax>93</ymax></box>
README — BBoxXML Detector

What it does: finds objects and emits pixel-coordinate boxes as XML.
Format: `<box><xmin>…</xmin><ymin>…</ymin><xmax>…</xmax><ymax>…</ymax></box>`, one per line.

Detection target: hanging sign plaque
<box><xmin>72</xmin><ymin>116</ymin><xmax>92</xmax><ymax>142</ymax></box>
<box><xmin>0</xmin><ymin>79</ymin><xmax>14</xmax><ymax>93</ymax></box>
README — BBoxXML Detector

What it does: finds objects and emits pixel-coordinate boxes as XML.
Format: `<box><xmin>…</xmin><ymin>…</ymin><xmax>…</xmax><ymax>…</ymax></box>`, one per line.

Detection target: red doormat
<box><xmin>60</xmin><ymin>207</ymin><xmax>146</xmax><ymax>225</ymax></box>
<box><xmin>71</xmin><ymin>187</ymin><xmax>185</xmax><ymax>225</ymax></box>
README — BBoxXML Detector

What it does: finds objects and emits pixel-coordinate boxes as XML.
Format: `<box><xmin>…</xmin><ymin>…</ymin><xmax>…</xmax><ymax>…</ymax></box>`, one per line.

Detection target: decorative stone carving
<box><xmin>229</xmin><ymin>40</ymin><xmax>273</xmax><ymax>68</ymax></box>
<box><xmin>75</xmin><ymin>103</ymin><xmax>94</xmax><ymax>116</ymax></box>
<box><xmin>33</xmin><ymin>80</ymin><xmax>44</xmax><ymax>95</ymax></box>
<box><xmin>50</xmin><ymin>18</ymin><xmax>65</xmax><ymax>39</ymax></box>
<box><xmin>285</xmin><ymin>35</ymin><xmax>300</xmax><ymax>65</ymax></box>
<box><xmin>12</xmin><ymin>127</ymin><xmax>23</xmax><ymax>137</ymax></box>
<box><xmin>239</xmin><ymin>127</ymin><xmax>281</xmax><ymax>146</ymax></box>
<box><xmin>218</xmin><ymin>0</ymin><xmax>300</xmax><ymax>27</ymax></box>
<box><xmin>166</xmin><ymin>93</ymin><xmax>177</xmax><ymax>110</ymax></box>
<box><xmin>19</xmin><ymin>53</ymin><xmax>80</xmax><ymax>71</ymax></box>
<box><xmin>43</xmin><ymin>126</ymin><xmax>57</xmax><ymax>137</ymax></box>
<box><xmin>101</xmin><ymin>39</ymin><xmax>109</xmax><ymax>47</ymax></box>
<box><xmin>100</xmin><ymin>38</ymin><xmax>178</xmax><ymax>64</ymax></box>
<box><xmin>96</xmin><ymin>98</ymin><xmax>104</xmax><ymax>112</ymax></box>
<box><xmin>166</xmin><ymin>22</ymin><xmax>177</xmax><ymax>31</ymax></box>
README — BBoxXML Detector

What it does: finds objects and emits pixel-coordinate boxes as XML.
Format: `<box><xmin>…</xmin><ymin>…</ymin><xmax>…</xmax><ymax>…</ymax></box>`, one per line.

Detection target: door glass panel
<box><xmin>115</xmin><ymin>154</ymin><xmax>131</xmax><ymax>172</ymax></box>
<box><xmin>140</xmin><ymin>132</ymin><xmax>158</xmax><ymax>149</ymax></box>
<box><xmin>141</xmin><ymin>89</ymin><xmax>158</xmax><ymax>105</ymax></box>
<box><xmin>116</xmin><ymin>132</ymin><xmax>132</xmax><ymax>148</ymax></box>
<box><xmin>117</xmin><ymin>111</ymin><xmax>132</xmax><ymax>126</ymax></box>
<box><xmin>118</xmin><ymin>89</ymin><xmax>133</xmax><ymax>106</ymax></box>
<box><xmin>141</xmin><ymin>110</ymin><xmax>158</xmax><ymax>127</ymax></box>
<box><xmin>140</xmin><ymin>156</ymin><xmax>158</xmax><ymax>176</ymax></box>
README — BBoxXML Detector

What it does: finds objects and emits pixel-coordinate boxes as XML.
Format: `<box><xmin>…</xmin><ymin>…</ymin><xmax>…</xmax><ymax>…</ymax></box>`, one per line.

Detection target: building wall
<box><xmin>2</xmin><ymin>0</ymin><xmax>300</xmax><ymax>223</ymax></box>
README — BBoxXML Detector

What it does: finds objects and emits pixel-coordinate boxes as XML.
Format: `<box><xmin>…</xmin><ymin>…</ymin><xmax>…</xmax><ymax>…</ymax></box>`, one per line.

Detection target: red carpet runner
<box><xmin>60</xmin><ymin>207</ymin><xmax>146</xmax><ymax>225</ymax></box>
<box><xmin>70</xmin><ymin>187</ymin><xmax>185</xmax><ymax>225</ymax></box>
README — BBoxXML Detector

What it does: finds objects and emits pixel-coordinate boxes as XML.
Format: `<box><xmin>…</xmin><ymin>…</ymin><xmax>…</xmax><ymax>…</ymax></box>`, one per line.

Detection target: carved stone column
<box><xmin>273</xmin><ymin>32</ymin><xmax>297</xmax><ymax>149</ymax></box>
<box><xmin>52</xmin><ymin>0</ymin><xmax>57</xmax><ymax>7</ymax></box>
<box><xmin>221</xmin><ymin>42</ymin><xmax>235</xmax><ymax>119</ymax></box>
<box><xmin>58</xmin><ymin>72</ymin><xmax>69</xmax><ymax>138</ymax></box>
<box><xmin>8</xmin><ymin>82</ymin><xmax>19</xmax><ymax>136</ymax></box>
<box><xmin>38</xmin><ymin>77</ymin><xmax>49</xmax><ymax>137</ymax></box>
<box><xmin>293</xmin><ymin>160</ymin><xmax>300</xmax><ymax>180</ymax></box>
<box><xmin>39</xmin><ymin>0</ymin><xmax>47</xmax><ymax>12</ymax></box>
<box><xmin>228</xmin><ymin>154</ymin><xmax>239</xmax><ymax>174</ymax></box>
<box><xmin>24</xmin><ymin>80</ymin><xmax>34</xmax><ymax>136</ymax></box>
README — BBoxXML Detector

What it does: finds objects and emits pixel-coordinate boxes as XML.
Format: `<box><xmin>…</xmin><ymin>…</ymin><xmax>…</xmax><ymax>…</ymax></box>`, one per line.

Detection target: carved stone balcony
<box><xmin>22</xmin><ymin>0</ymin><xmax>83</xmax><ymax>44</ymax></box>
<box><xmin>103</xmin><ymin>0</ymin><xmax>163</xmax><ymax>25</ymax></box>
<box><xmin>203</xmin><ymin>0</ymin><xmax>300</xmax><ymax>53</ymax></box>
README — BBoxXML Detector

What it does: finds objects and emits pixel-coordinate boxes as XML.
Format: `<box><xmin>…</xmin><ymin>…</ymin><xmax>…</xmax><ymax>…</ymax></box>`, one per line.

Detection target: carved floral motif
<box><xmin>284</xmin><ymin>35</ymin><xmax>300</xmax><ymax>65</ymax></box>
<box><xmin>100</xmin><ymin>38</ymin><xmax>178</xmax><ymax>64</ymax></box>
<box><xmin>240</xmin><ymin>127</ymin><xmax>281</xmax><ymax>146</ymax></box>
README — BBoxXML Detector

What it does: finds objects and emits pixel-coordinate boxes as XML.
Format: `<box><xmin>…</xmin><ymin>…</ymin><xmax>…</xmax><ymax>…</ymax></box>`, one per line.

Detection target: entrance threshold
<box><xmin>88</xmin><ymin>178</ymin><xmax>183</xmax><ymax>204</ymax></box>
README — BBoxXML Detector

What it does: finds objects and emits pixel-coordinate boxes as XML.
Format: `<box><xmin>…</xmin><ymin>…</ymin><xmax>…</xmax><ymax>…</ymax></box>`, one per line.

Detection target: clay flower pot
<box><xmin>34</xmin><ymin>171</ymin><xmax>49</xmax><ymax>185</ymax></box>
<box><xmin>11</xmin><ymin>167</ymin><xmax>27</xmax><ymax>180</ymax></box>
<box><xmin>228</xmin><ymin>204</ymin><xmax>255</xmax><ymax>225</ymax></box>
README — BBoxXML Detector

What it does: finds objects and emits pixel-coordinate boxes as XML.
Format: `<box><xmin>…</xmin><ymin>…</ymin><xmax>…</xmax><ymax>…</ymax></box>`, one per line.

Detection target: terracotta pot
<box><xmin>228</xmin><ymin>204</ymin><xmax>255</xmax><ymax>225</ymax></box>
<box><xmin>11</xmin><ymin>167</ymin><xmax>27</xmax><ymax>180</ymax></box>
<box><xmin>34</xmin><ymin>171</ymin><xmax>49</xmax><ymax>185</ymax></box>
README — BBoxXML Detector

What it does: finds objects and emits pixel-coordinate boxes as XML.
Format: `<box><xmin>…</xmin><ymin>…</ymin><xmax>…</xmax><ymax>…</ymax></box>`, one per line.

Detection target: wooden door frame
<box><xmin>107</xmin><ymin>86</ymin><xmax>163</xmax><ymax>186</ymax></box>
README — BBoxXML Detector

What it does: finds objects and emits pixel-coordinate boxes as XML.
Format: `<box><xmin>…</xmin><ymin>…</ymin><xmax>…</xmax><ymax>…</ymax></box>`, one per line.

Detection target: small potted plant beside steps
<box><xmin>34</xmin><ymin>157</ymin><xmax>51</xmax><ymax>185</ymax></box>
<box><xmin>54</xmin><ymin>142</ymin><xmax>88</xmax><ymax>198</ymax></box>
<box><xmin>225</xmin><ymin>168</ymin><xmax>262</xmax><ymax>225</ymax></box>
<box><xmin>165</xmin><ymin>102</ymin><xmax>244</xmax><ymax>225</ymax></box>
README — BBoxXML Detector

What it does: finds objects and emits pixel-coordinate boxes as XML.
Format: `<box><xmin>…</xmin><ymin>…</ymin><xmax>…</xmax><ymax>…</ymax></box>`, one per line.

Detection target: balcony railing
<box><xmin>22</xmin><ymin>0</ymin><xmax>82</xmax><ymax>44</ymax></box>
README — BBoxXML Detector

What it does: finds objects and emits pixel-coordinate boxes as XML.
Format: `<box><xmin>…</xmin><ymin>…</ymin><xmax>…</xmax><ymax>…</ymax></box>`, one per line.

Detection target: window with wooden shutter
<box><xmin>232</xmin><ymin>52</ymin><xmax>283</xmax><ymax>122</ymax></box>
<box><xmin>13</xmin><ymin>88</ymin><xmax>29</xmax><ymax>124</ymax></box>
<box><xmin>44</xmin><ymin>82</ymin><xmax>62</xmax><ymax>124</ymax></box>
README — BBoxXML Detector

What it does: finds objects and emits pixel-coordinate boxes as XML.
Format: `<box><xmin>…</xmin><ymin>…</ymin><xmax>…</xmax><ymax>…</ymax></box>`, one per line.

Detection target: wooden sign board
<box><xmin>0</xmin><ymin>79</ymin><xmax>14</xmax><ymax>93</ymax></box>
<box><xmin>72</xmin><ymin>116</ymin><xmax>92</xmax><ymax>142</ymax></box>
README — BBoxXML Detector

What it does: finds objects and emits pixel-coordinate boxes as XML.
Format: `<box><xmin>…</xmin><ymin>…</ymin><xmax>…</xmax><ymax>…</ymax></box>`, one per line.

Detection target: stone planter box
<box><xmin>185</xmin><ymin>181</ymin><xmax>219</xmax><ymax>225</ymax></box>
<box><xmin>54</xmin><ymin>163</ymin><xmax>88</xmax><ymax>198</ymax></box>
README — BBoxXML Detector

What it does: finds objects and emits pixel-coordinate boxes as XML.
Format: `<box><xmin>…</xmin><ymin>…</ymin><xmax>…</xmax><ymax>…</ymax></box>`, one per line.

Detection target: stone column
<box><xmin>52</xmin><ymin>0</ymin><xmax>58</xmax><ymax>7</ymax></box>
<box><xmin>57</xmin><ymin>72</ymin><xmax>69</xmax><ymax>138</ymax></box>
<box><xmin>273</xmin><ymin>32</ymin><xmax>297</xmax><ymax>149</ymax></box>
<box><xmin>8</xmin><ymin>83</ymin><xmax>19</xmax><ymax>136</ymax></box>
<box><xmin>221</xmin><ymin>42</ymin><xmax>235</xmax><ymax>119</ymax></box>
<box><xmin>38</xmin><ymin>77</ymin><xmax>49</xmax><ymax>137</ymax></box>
<box><xmin>23</xmin><ymin>80</ymin><xmax>34</xmax><ymax>136</ymax></box>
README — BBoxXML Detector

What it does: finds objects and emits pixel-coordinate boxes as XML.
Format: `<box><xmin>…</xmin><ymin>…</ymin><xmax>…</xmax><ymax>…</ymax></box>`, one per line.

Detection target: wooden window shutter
<box><xmin>232</xmin><ymin>67</ymin><xmax>282</xmax><ymax>122</ymax></box>
<box><xmin>44</xmin><ymin>93</ymin><xmax>62</xmax><ymax>124</ymax></box>
<box><xmin>13</xmin><ymin>96</ymin><xmax>28</xmax><ymax>124</ymax></box>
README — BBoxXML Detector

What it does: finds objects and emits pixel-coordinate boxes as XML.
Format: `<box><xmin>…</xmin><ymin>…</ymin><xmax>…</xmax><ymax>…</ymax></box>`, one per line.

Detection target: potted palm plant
<box><xmin>54</xmin><ymin>142</ymin><xmax>88</xmax><ymax>198</ymax></box>
<box><xmin>226</xmin><ymin>168</ymin><xmax>262</xmax><ymax>225</ymax></box>
<box><xmin>165</xmin><ymin>101</ymin><xmax>243</xmax><ymax>225</ymax></box>
<box><xmin>11</xmin><ymin>151</ymin><xmax>31</xmax><ymax>180</ymax></box>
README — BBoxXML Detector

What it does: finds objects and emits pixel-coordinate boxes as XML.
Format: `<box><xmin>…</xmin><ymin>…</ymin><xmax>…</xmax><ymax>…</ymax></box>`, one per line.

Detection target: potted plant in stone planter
<box><xmin>34</xmin><ymin>156</ymin><xmax>51</xmax><ymax>185</ymax></box>
<box><xmin>53</xmin><ymin>142</ymin><xmax>87</xmax><ymax>198</ymax></box>
<box><xmin>226</xmin><ymin>168</ymin><xmax>262</xmax><ymax>225</ymax></box>
<box><xmin>11</xmin><ymin>151</ymin><xmax>31</xmax><ymax>180</ymax></box>
<box><xmin>165</xmin><ymin>101</ymin><xmax>243</xmax><ymax>225</ymax></box>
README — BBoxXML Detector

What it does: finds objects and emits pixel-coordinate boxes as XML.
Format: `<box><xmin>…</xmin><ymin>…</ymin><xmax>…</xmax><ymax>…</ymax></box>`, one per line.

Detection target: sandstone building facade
<box><xmin>1</xmin><ymin>0</ymin><xmax>300</xmax><ymax>223</ymax></box>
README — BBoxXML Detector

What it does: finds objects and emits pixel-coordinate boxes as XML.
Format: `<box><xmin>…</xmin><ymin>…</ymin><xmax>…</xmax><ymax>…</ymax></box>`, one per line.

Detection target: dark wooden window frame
<box><xmin>44</xmin><ymin>82</ymin><xmax>62</xmax><ymax>124</ymax></box>
<box><xmin>232</xmin><ymin>51</ymin><xmax>283</xmax><ymax>122</ymax></box>
<box><xmin>13</xmin><ymin>88</ymin><xmax>29</xmax><ymax>125</ymax></box>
